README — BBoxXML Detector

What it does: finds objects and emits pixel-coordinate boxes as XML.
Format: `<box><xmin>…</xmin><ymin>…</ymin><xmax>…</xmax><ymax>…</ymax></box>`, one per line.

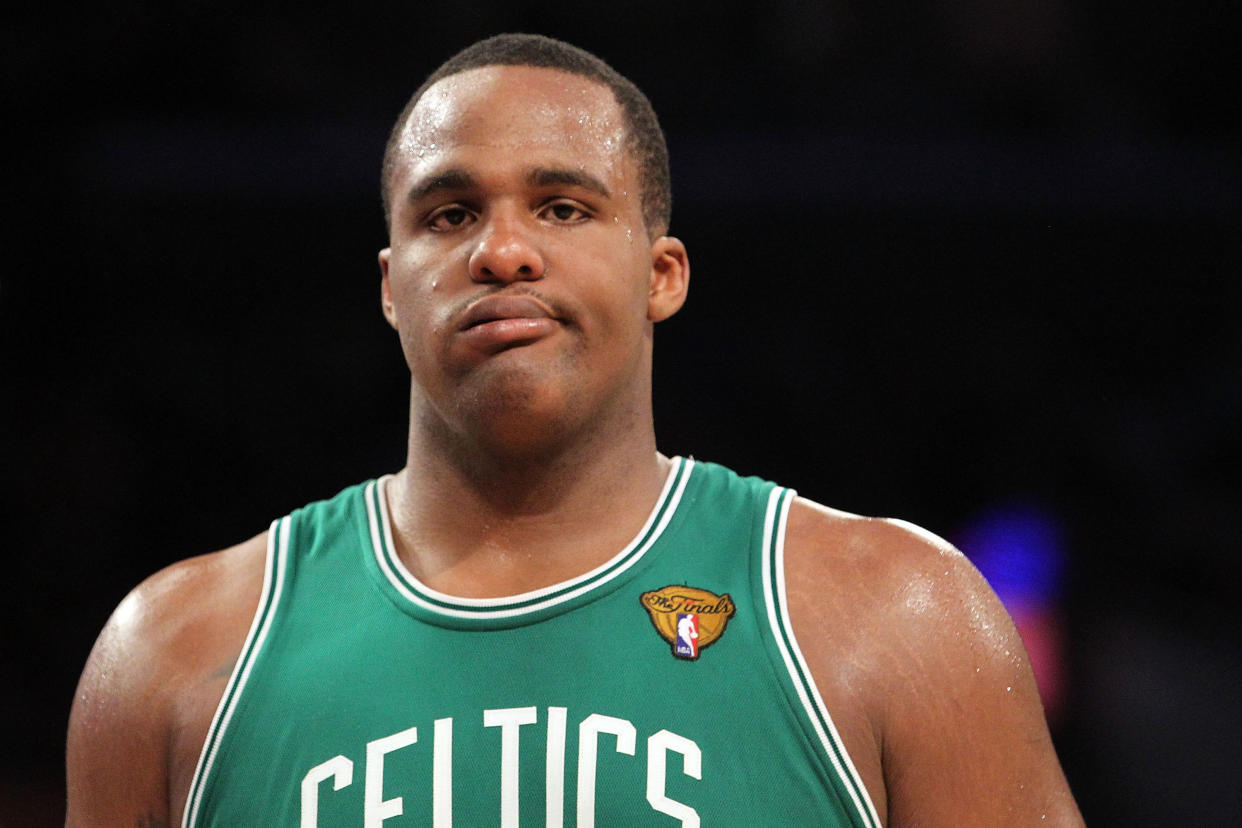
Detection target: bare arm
<box><xmin>66</xmin><ymin>582</ymin><xmax>172</xmax><ymax>827</ymax></box>
<box><xmin>785</xmin><ymin>499</ymin><xmax>1083</xmax><ymax>827</ymax></box>
<box><xmin>66</xmin><ymin>534</ymin><xmax>267</xmax><ymax>827</ymax></box>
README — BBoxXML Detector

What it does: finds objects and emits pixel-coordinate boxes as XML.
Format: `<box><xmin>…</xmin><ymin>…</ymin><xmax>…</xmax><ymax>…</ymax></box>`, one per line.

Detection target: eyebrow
<box><xmin>405</xmin><ymin>166</ymin><xmax>612</xmax><ymax>206</ymax></box>
<box><xmin>405</xmin><ymin>169</ymin><xmax>477</xmax><ymax>205</ymax></box>
<box><xmin>527</xmin><ymin>167</ymin><xmax>611</xmax><ymax>199</ymax></box>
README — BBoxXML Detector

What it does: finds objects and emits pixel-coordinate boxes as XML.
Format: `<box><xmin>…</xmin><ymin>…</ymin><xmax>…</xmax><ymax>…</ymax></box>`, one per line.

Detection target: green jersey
<box><xmin>183</xmin><ymin>457</ymin><xmax>881</xmax><ymax>827</ymax></box>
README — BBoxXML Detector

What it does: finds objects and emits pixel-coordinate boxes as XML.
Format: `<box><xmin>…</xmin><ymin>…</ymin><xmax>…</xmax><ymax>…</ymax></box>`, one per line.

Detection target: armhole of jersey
<box><xmin>181</xmin><ymin>515</ymin><xmax>292</xmax><ymax>828</ymax></box>
<box><xmin>760</xmin><ymin>488</ymin><xmax>884</xmax><ymax>828</ymax></box>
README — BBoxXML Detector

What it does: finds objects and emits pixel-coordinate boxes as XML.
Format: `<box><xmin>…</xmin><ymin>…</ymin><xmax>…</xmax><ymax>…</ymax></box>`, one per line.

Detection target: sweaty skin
<box><xmin>66</xmin><ymin>64</ymin><xmax>1083</xmax><ymax>827</ymax></box>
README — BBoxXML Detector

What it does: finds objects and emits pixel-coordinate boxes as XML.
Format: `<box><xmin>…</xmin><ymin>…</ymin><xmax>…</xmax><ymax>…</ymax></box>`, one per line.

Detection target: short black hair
<box><xmin>381</xmin><ymin>33</ymin><xmax>671</xmax><ymax>236</ymax></box>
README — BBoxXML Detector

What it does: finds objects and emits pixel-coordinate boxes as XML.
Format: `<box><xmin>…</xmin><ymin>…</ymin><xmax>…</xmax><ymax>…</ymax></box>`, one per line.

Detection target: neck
<box><xmin>386</xmin><ymin>392</ymin><xmax>669</xmax><ymax>598</ymax></box>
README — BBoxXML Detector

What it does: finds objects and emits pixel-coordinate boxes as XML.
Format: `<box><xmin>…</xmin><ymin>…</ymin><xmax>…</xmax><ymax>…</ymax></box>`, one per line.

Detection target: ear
<box><xmin>647</xmin><ymin>236</ymin><xmax>690</xmax><ymax>322</ymax></box>
<box><xmin>378</xmin><ymin>247</ymin><xmax>398</xmax><ymax>329</ymax></box>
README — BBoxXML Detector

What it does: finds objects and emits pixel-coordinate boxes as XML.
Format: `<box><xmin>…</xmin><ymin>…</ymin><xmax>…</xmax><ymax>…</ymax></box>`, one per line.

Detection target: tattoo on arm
<box><xmin>208</xmin><ymin>657</ymin><xmax>238</xmax><ymax>681</ymax></box>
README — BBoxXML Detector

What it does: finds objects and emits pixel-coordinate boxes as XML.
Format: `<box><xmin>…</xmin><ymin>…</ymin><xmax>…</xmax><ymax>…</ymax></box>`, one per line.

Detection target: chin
<box><xmin>460</xmin><ymin>368</ymin><xmax>576</xmax><ymax>430</ymax></box>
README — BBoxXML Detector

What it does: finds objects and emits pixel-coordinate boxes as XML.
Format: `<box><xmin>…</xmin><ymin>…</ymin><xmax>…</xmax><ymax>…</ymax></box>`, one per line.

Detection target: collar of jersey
<box><xmin>364</xmin><ymin>457</ymin><xmax>694</xmax><ymax>630</ymax></box>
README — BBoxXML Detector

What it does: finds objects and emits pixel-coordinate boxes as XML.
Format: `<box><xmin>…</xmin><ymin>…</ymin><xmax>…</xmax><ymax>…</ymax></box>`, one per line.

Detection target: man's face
<box><xmin>379</xmin><ymin>65</ymin><xmax>687</xmax><ymax>450</ymax></box>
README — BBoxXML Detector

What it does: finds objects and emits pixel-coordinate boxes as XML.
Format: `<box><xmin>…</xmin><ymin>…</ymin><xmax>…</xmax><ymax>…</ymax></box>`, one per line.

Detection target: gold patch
<box><xmin>640</xmin><ymin>585</ymin><xmax>736</xmax><ymax>660</ymax></box>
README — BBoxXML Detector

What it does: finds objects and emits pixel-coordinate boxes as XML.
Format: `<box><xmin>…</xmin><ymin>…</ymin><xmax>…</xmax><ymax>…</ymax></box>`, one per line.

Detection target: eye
<box><xmin>541</xmin><ymin>200</ymin><xmax>591</xmax><ymax>224</ymax></box>
<box><xmin>427</xmin><ymin>206</ymin><xmax>475</xmax><ymax>232</ymax></box>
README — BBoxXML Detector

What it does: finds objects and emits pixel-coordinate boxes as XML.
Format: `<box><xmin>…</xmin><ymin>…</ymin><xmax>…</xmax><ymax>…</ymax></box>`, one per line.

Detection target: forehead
<box><xmin>394</xmin><ymin>65</ymin><xmax>630</xmax><ymax>186</ymax></box>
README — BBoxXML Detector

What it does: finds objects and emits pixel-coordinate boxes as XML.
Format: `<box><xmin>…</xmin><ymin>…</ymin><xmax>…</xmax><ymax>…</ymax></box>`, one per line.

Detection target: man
<box><xmin>67</xmin><ymin>34</ymin><xmax>1083</xmax><ymax>826</ymax></box>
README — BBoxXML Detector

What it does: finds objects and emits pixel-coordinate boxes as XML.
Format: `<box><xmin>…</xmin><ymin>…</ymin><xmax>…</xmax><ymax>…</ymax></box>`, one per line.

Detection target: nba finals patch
<box><xmin>640</xmin><ymin>586</ymin><xmax>736</xmax><ymax>660</ymax></box>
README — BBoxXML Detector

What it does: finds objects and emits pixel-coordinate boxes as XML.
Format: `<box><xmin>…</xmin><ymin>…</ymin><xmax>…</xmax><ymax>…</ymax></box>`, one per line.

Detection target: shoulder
<box><xmin>782</xmin><ymin>496</ymin><xmax>1029</xmax><ymax>732</ymax></box>
<box><xmin>784</xmin><ymin>494</ymin><xmax>1005</xmax><ymax>638</ymax></box>
<box><xmin>66</xmin><ymin>532</ymin><xmax>269</xmax><ymax>826</ymax></box>
<box><xmin>779</xmin><ymin>499</ymin><xmax>973</xmax><ymax>808</ymax></box>
<box><xmin>783</xmin><ymin>496</ymin><xmax>996</xmax><ymax>659</ymax></box>
<box><xmin>781</xmin><ymin>497</ymin><xmax>1082</xmax><ymax>825</ymax></box>
<box><xmin>782</xmin><ymin>497</ymin><xmax>982</xmax><ymax>679</ymax></box>
<box><xmin>90</xmin><ymin>531</ymin><xmax>269</xmax><ymax>693</ymax></box>
<box><xmin>785</xmin><ymin>494</ymin><xmax>959</xmax><ymax>574</ymax></box>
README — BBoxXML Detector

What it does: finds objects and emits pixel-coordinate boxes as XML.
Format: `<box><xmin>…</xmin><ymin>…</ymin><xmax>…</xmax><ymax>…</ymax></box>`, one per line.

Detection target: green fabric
<box><xmin>185</xmin><ymin>458</ymin><xmax>877</xmax><ymax>827</ymax></box>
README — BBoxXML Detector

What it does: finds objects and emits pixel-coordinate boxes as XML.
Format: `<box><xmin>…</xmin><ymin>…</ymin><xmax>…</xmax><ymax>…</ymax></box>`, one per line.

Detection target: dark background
<box><xmin>4</xmin><ymin>2</ymin><xmax>1240</xmax><ymax>825</ymax></box>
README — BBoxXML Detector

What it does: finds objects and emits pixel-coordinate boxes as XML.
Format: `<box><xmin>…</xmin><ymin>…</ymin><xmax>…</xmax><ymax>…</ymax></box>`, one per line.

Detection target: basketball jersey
<box><xmin>183</xmin><ymin>458</ymin><xmax>881</xmax><ymax>827</ymax></box>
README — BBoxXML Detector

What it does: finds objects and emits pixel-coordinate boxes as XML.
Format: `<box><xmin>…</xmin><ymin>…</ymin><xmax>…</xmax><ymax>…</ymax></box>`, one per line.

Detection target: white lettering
<box><xmin>433</xmin><ymin>717</ymin><xmax>453</xmax><ymax>828</ymax></box>
<box><xmin>484</xmin><ymin>706</ymin><xmax>538</xmax><ymax>828</ymax></box>
<box><xmin>577</xmin><ymin>714</ymin><xmax>637</xmax><ymax>828</ymax></box>
<box><xmin>299</xmin><ymin>708</ymin><xmax>700</xmax><ymax>826</ymax></box>
<box><xmin>647</xmin><ymin>730</ymin><xmax>702</xmax><ymax>827</ymax></box>
<box><xmin>364</xmin><ymin>725</ymin><xmax>419</xmax><ymax>827</ymax></box>
<box><xmin>300</xmin><ymin>754</ymin><xmax>353</xmax><ymax>827</ymax></box>
<box><xmin>545</xmin><ymin>706</ymin><xmax>568</xmax><ymax>828</ymax></box>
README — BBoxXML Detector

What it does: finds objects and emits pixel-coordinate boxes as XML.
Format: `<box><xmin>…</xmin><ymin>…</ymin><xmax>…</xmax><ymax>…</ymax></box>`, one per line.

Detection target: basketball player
<box><xmin>67</xmin><ymin>34</ymin><xmax>1083</xmax><ymax>826</ymax></box>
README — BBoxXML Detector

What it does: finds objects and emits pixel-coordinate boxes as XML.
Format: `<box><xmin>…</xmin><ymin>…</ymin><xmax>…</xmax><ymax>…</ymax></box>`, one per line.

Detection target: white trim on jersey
<box><xmin>366</xmin><ymin>456</ymin><xmax>694</xmax><ymax>620</ymax></box>
<box><xmin>762</xmin><ymin>487</ymin><xmax>884</xmax><ymax>828</ymax></box>
<box><xmin>183</xmin><ymin>516</ymin><xmax>292</xmax><ymax>828</ymax></box>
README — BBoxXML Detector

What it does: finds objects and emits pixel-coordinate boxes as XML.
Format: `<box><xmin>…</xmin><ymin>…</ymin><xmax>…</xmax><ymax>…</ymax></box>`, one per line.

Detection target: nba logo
<box><xmin>674</xmin><ymin>612</ymin><xmax>700</xmax><ymax>659</ymax></box>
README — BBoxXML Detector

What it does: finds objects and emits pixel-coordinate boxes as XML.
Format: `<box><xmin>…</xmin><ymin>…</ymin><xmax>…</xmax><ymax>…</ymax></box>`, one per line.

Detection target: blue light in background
<box><xmin>953</xmin><ymin>500</ymin><xmax>1071</xmax><ymax>718</ymax></box>
<box><xmin>954</xmin><ymin>501</ymin><xmax>1067</xmax><ymax>608</ymax></box>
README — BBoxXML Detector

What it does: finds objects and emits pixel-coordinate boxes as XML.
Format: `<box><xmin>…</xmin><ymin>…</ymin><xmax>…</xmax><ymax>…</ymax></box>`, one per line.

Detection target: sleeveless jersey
<box><xmin>183</xmin><ymin>458</ymin><xmax>881</xmax><ymax>827</ymax></box>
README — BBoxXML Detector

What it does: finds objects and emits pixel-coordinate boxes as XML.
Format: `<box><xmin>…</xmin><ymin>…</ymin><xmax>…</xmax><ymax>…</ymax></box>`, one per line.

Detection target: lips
<box><xmin>455</xmin><ymin>293</ymin><xmax>562</xmax><ymax>352</ymax></box>
<box><xmin>458</xmin><ymin>293</ymin><xmax>557</xmax><ymax>330</ymax></box>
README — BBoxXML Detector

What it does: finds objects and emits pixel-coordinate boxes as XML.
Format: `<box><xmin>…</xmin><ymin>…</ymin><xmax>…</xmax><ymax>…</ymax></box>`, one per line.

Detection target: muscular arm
<box><xmin>66</xmin><ymin>534</ymin><xmax>267</xmax><ymax>827</ymax></box>
<box><xmin>784</xmin><ymin>499</ymin><xmax>1082</xmax><ymax>827</ymax></box>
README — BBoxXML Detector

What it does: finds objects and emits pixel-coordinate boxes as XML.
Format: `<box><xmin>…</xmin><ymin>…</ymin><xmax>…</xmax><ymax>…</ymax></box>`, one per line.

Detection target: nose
<box><xmin>468</xmin><ymin>214</ymin><xmax>546</xmax><ymax>284</ymax></box>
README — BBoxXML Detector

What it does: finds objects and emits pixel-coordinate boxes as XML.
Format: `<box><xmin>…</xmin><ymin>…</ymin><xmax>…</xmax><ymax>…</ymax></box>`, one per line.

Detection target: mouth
<box><xmin>458</xmin><ymin>293</ymin><xmax>559</xmax><ymax>331</ymax></box>
<box><xmin>455</xmin><ymin>292</ymin><xmax>563</xmax><ymax>352</ymax></box>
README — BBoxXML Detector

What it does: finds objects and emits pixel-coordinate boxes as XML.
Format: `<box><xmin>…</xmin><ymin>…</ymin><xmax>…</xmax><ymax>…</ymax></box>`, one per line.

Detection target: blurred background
<box><xmin>3</xmin><ymin>2</ymin><xmax>1239</xmax><ymax>824</ymax></box>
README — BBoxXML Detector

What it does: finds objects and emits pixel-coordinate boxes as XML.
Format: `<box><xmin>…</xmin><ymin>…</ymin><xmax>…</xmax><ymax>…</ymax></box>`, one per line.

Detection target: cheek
<box><xmin>588</xmin><ymin>236</ymin><xmax>651</xmax><ymax>304</ymax></box>
<box><xmin>389</xmin><ymin>251</ymin><xmax>449</xmax><ymax>322</ymax></box>
<box><xmin>385</xmin><ymin>263</ymin><xmax>441</xmax><ymax>356</ymax></box>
